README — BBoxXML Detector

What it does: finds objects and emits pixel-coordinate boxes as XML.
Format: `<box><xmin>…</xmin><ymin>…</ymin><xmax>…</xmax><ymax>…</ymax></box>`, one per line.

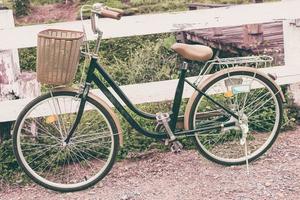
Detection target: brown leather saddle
<box><xmin>171</xmin><ymin>43</ymin><xmax>213</xmax><ymax>62</ymax></box>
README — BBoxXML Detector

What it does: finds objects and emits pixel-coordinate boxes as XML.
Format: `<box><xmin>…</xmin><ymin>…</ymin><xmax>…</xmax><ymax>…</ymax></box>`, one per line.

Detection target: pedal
<box><xmin>156</xmin><ymin>112</ymin><xmax>176</xmax><ymax>141</ymax></box>
<box><xmin>170</xmin><ymin>141</ymin><xmax>183</xmax><ymax>153</ymax></box>
<box><xmin>156</xmin><ymin>112</ymin><xmax>183</xmax><ymax>153</ymax></box>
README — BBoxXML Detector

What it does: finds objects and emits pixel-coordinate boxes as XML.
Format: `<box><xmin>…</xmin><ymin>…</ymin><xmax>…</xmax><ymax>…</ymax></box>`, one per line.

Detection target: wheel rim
<box><xmin>16</xmin><ymin>95</ymin><xmax>115</xmax><ymax>189</ymax></box>
<box><xmin>193</xmin><ymin>74</ymin><xmax>280</xmax><ymax>163</ymax></box>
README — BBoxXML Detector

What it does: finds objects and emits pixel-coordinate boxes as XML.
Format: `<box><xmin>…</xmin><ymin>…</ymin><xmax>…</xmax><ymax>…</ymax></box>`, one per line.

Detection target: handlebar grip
<box><xmin>100</xmin><ymin>9</ymin><xmax>121</xmax><ymax>20</ymax></box>
<box><xmin>106</xmin><ymin>7</ymin><xmax>124</xmax><ymax>15</ymax></box>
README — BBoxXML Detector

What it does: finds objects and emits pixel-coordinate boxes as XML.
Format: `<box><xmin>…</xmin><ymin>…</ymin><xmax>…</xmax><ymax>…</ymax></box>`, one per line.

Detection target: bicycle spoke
<box><xmin>23</xmin><ymin>119</ymin><xmax>60</xmax><ymax>142</ymax></box>
<box><xmin>15</xmin><ymin>92</ymin><xmax>119</xmax><ymax>191</ymax></box>
<box><xmin>72</xmin><ymin>131</ymin><xmax>111</xmax><ymax>139</ymax></box>
<box><xmin>192</xmin><ymin>72</ymin><xmax>281</xmax><ymax>164</ymax></box>
<box><xmin>72</xmin><ymin>135</ymin><xmax>112</xmax><ymax>145</ymax></box>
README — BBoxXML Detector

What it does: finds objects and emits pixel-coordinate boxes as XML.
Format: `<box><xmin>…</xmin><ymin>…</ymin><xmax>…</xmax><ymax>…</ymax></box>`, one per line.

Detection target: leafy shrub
<box><xmin>19</xmin><ymin>47</ymin><xmax>37</xmax><ymax>72</ymax></box>
<box><xmin>13</xmin><ymin>0</ymin><xmax>31</xmax><ymax>16</ymax></box>
<box><xmin>102</xmin><ymin>35</ymin><xmax>178</xmax><ymax>84</ymax></box>
<box><xmin>74</xmin><ymin>33</ymin><xmax>200</xmax><ymax>86</ymax></box>
<box><xmin>0</xmin><ymin>140</ymin><xmax>22</xmax><ymax>183</ymax></box>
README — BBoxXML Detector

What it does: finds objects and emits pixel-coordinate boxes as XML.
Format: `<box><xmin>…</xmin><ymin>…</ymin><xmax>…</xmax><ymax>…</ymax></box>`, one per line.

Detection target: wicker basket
<box><xmin>36</xmin><ymin>29</ymin><xmax>84</xmax><ymax>85</ymax></box>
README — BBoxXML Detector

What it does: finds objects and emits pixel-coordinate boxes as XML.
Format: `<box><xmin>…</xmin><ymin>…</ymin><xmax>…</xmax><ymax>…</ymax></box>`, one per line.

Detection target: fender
<box><xmin>184</xmin><ymin>67</ymin><xmax>285</xmax><ymax>130</ymax></box>
<box><xmin>54</xmin><ymin>87</ymin><xmax>123</xmax><ymax>146</ymax></box>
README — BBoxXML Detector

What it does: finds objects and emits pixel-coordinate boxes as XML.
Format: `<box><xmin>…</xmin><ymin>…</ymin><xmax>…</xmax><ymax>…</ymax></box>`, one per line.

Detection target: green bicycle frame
<box><xmin>64</xmin><ymin>57</ymin><xmax>237</xmax><ymax>143</ymax></box>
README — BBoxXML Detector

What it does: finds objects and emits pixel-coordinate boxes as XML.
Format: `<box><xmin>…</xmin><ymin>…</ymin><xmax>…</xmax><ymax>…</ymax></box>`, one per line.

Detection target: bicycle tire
<box><xmin>13</xmin><ymin>90</ymin><xmax>120</xmax><ymax>192</ymax></box>
<box><xmin>186</xmin><ymin>68</ymin><xmax>283</xmax><ymax>165</ymax></box>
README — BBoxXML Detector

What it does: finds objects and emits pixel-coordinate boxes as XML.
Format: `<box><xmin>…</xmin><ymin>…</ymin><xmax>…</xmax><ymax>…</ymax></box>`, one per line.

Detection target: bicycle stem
<box><xmin>94</xmin><ymin>30</ymin><xmax>103</xmax><ymax>55</ymax></box>
<box><xmin>91</xmin><ymin>11</ymin><xmax>104</xmax><ymax>55</ymax></box>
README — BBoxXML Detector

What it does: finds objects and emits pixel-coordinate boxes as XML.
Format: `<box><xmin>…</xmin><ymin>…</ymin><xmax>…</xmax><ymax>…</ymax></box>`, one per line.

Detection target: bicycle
<box><xmin>12</xmin><ymin>3</ymin><xmax>284</xmax><ymax>192</ymax></box>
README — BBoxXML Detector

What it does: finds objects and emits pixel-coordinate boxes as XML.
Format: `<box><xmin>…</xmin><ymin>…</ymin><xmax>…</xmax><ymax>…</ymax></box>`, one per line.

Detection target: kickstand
<box><xmin>240</xmin><ymin>123</ymin><xmax>250</xmax><ymax>174</ymax></box>
<box><xmin>244</xmin><ymin>140</ymin><xmax>250</xmax><ymax>175</ymax></box>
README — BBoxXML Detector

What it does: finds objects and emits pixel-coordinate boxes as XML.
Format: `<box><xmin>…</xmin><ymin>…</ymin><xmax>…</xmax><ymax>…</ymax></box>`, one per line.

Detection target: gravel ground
<box><xmin>1</xmin><ymin>128</ymin><xmax>300</xmax><ymax>200</ymax></box>
<box><xmin>16</xmin><ymin>3</ymin><xmax>78</xmax><ymax>25</ymax></box>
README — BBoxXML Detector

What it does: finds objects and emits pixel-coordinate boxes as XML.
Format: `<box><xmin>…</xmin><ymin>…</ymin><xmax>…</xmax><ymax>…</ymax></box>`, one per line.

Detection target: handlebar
<box><xmin>91</xmin><ymin>3</ymin><xmax>123</xmax><ymax>20</ymax></box>
<box><xmin>105</xmin><ymin>6</ymin><xmax>124</xmax><ymax>15</ymax></box>
<box><xmin>97</xmin><ymin>9</ymin><xmax>121</xmax><ymax>20</ymax></box>
<box><xmin>81</xmin><ymin>3</ymin><xmax>123</xmax><ymax>54</ymax></box>
<box><xmin>91</xmin><ymin>3</ymin><xmax>123</xmax><ymax>34</ymax></box>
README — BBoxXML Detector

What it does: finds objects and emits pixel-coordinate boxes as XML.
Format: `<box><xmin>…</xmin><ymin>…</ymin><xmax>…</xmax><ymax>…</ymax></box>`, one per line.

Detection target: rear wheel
<box><xmin>187</xmin><ymin>69</ymin><xmax>283</xmax><ymax>165</ymax></box>
<box><xmin>13</xmin><ymin>90</ymin><xmax>119</xmax><ymax>192</ymax></box>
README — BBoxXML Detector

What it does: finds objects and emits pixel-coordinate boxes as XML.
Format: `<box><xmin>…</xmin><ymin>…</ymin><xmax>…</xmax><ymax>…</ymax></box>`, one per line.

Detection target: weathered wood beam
<box><xmin>253</xmin><ymin>0</ymin><xmax>263</xmax><ymax>3</ymax></box>
<box><xmin>175</xmin><ymin>32</ymin><xmax>187</xmax><ymax>43</ymax></box>
<box><xmin>187</xmin><ymin>3</ymin><xmax>225</xmax><ymax>38</ymax></box>
<box><xmin>296</xmin><ymin>19</ymin><xmax>300</xmax><ymax>27</ymax></box>
<box><xmin>283</xmin><ymin>1</ymin><xmax>300</xmax><ymax>110</ymax></box>
<box><xmin>243</xmin><ymin>24</ymin><xmax>264</xmax><ymax>47</ymax></box>
<box><xmin>290</xmin><ymin>19</ymin><xmax>300</xmax><ymax>27</ymax></box>
<box><xmin>17</xmin><ymin>72</ymin><xmax>40</xmax><ymax>99</ymax></box>
<box><xmin>212</xmin><ymin>27</ymin><xmax>223</xmax><ymax>37</ymax></box>
<box><xmin>1</xmin><ymin>1</ymin><xmax>300</xmax><ymax>51</ymax></box>
<box><xmin>1</xmin><ymin>64</ymin><xmax>299</xmax><ymax>124</ymax></box>
<box><xmin>188</xmin><ymin>3</ymin><xmax>231</xmax><ymax>10</ymax></box>
<box><xmin>185</xmin><ymin>32</ymin><xmax>252</xmax><ymax>55</ymax></box>
<box><xmin>0</xmin><ymin>10</ymin><xmax>40</xmax><ymax>142</ymax></box>
<box><xmin>0</xmin><ymin>10</ymin><xmax>18</xmax><ymax>141</ymax></box>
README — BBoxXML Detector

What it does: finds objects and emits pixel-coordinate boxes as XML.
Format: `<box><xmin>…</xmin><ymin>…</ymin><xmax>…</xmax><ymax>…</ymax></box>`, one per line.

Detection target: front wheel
<box><xmin>186</xmin><ymin>69</ymin><xmax>283</xmax><ymax>165</ymax></box>
<box><xmin>13</xmin><ymin>90</ymin><xmax>120</xmax><ymax>192</ymax></box>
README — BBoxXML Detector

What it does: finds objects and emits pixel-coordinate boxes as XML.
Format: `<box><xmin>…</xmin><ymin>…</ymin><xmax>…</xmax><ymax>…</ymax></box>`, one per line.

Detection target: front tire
<box><xmin>13</xmin><ymin>90</ymin><xmax>120</xmax><ymax>192</ymax></box>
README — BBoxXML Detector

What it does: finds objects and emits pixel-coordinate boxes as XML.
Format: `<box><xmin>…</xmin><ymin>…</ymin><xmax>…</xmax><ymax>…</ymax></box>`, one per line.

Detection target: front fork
<box><xmin>64</xmin><ymin>83</ymin><xmax>91</xmax><ymax>144</ymax></box>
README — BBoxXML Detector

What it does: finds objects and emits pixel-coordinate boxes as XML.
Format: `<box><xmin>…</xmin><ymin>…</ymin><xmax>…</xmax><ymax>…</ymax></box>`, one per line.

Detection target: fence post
<box><xmin>243</xmin><ymin>24</ymin><xmax>264</xmax><ymax>48</ymax></box>
<box><xmin>282</xmin><ymin>0</ymin><xmax>300</xmax><ymax>109</ymax></box>
<box><xmin>0</xmin><ymin>9</ymin><xmax>19</xmax><ymax>142</ymax></box>
<box><xmin>0</xmin><ymin>9</ymin><xmax>40</xmax><ymax>142</ymax></box>
<box><xmin>243</xmin><ymin>1</ymin><xmax>264</xmax><ymax>48</ymax></box>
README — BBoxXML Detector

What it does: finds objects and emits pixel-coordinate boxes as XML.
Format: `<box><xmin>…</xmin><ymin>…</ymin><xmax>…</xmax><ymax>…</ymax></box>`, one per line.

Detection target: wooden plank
<box><xmin>0</xmin><ymin>0</ymin><xmax>300</xmax><ymax>124</ymax></box>
<box><xmin>0</xmin><ymin>10</ymin><xmax>20</xmax><ymax>100</ymax></box>
<box><xmin>188</xmin><ymin>3</ymin><xmax>231</xmax><ymax>10</ymax></box>
<box><xmin>0</xmin><ymin>10</ymin><xmax>14</xmax><ymax>29</ymax></box>
<box><xmin>1</xmin><ymin>65</ymin><xmax>300</xmax><ymax>122</ymax></box>
<box><xmin>1</xmin><ymin>1</ymin><xmax>300</xmax><ymax>50</ymax></box>
<box><xmin>0</xmin><ymin>76</ymin><xmax>198</xmax><ymax>122</ymax></box>
<box><xmin>0</xmin><ymin>9</ymin><xmax>18</xmax><ymax>141</ymax></box>
<box><xmin>282</xmin><ymin>0</ymin><xmax>300</xmax><ymax>107</ymax></box>
<box><xmin>243</xmin><ymin>24</ymin><xmax>264</xmax><ymax>47</ymax></box>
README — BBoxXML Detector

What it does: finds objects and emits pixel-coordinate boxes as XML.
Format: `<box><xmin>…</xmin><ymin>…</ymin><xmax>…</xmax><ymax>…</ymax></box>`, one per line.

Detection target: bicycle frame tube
<box><xmin>169</xmin><ymin>66</ymin><xmax>186</xmax><ymax>131</ymax></box>
<box><xmin>93</xmin><ymin>59</ymin><xmax>157</xmax><ymax>120</ymax></box>
<box><xmin>93</xmin><ymin>57</ymin><xmax>187</xmax><ymax>124</ymax></box>
<box><xmin>184</xmin><ymin>79</ymin><xmax>239</xmax><ymax>119</ymax></box>
<box><xmin>68</xmin><ymin>57</ymin><xmax>238</xmax><ymax>140</ymax></box>
<box><xmin>88</xmin><ymin>58</ymin><xmax>167</xmax><ymax>139</ymax></box>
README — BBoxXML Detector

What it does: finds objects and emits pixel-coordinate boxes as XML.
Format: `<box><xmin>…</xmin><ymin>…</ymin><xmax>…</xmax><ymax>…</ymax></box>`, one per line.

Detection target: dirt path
<box><xmin>1</xmin><ymin>128</ymin><xmax>300</xmax><ymax>200</ymax></box>
<box><xmin>16</xmin><ymin>3</ymin><xmax>78</xmax><ymax>26</ymax></box>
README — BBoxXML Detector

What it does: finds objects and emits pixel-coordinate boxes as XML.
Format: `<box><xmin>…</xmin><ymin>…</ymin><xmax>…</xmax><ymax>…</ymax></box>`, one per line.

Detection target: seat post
<box><xmin>180</xmin><ymin>61</ymin><xmax>189</xmax><ymax>70</ymax></box>
<box><xmin>169</xmin><ymin>61</ymin><xmax>188</xmax><ymax>131</ymax></box>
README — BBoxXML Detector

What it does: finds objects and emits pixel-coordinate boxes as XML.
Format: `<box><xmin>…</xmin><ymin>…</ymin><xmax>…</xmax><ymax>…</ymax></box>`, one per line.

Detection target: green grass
<box><xmin>82</xmin><ymin>0</ymin><xmax>280</xmax><ymax>15</ymax></box>
<box><xmin>2</xmin><ymin>0</ymin><xmax>281</xmax><ymax>15</ymax></box>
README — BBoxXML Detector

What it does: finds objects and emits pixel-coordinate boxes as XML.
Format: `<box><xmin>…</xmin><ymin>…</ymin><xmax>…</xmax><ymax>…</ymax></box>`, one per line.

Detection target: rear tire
<box><xmin>187</xmin><ymin>69</ymin><xmax>283</xmax><ymax>165</ymax></box>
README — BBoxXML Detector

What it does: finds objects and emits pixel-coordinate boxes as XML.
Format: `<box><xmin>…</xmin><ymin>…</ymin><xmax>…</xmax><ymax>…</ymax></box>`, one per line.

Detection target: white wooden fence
<box><xmin>0</xmin><ymin>0</ymin><xmax>300</xmax><ymax>122</ymax></box>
